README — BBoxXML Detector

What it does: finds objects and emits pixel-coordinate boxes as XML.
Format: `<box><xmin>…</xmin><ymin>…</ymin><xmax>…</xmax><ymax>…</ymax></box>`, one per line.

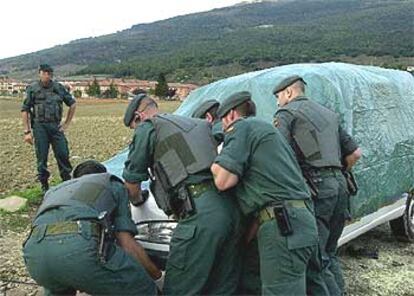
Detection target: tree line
<box><xmin>78</xmin><ymin>74</ymin><xmax>171</xmax><ymax>99</ymax></box>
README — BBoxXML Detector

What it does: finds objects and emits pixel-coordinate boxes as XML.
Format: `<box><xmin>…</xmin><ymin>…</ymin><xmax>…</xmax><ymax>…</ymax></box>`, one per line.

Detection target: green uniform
<box><xmin>275</xmin><ymin>96</ymin><xmax>359</xmax><ymax>295</ymax></box>
<box><xmin>123</xmin><ymin>118</ymin><xmax>241</xmax><ymax>295</ymax></box>
<box><xmin>22</xmin><ymin>80</ymin><xmax>75</xmax><ymax>183</ymax></box>
<box><xmin>239</xmin><ymin>236</ymin><xmax>262</xmax><ymax>295</ymax></box>
<box><xmin>23</xmin><ymin>173</ymin><xmax>156</xmax><ymax>296</ymax></box>
<box><xmin>215</xmin><ymin>117</ymin><xmax>318</xmax><ymax>295</ymax></box>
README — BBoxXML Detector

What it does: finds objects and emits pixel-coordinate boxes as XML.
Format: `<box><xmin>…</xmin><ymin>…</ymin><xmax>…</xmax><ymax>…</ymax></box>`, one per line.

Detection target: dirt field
<box><xmin>0</xmin><ymin>97</ymin><xmax>413</xmax><ymax>295</ymax></box>
<box><xmin>0</xmin><ymin>97</ymin><xmax>180</xmax><ymax>196</ymax></box>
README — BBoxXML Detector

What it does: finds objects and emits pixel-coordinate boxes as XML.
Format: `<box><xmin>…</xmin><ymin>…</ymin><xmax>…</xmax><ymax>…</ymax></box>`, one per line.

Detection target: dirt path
<box><xmin>0</xmin><ymin>98</ymin><xmax>180</xmax><ymax>197</ymax></box>
<box><xmin>342</xmin><ymin>224</ymin><xmax>414</xmax><ymax>295</ymax></box>
<box><xmin>1</xmin><ymin>214</ymin><xmax>413</xmax><ymax>296</ymax></box>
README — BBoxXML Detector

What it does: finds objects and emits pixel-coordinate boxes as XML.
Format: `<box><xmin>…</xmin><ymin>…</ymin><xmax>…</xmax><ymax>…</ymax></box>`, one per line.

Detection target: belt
<box><xmin>32</xmin><ymin>221</ymin><xmax>101</xmax><ymax>237</ymax></box>
<box><xmin>187</xmin><ymin>181</ymin><xmax>214</xmax><ymax>199</ymax></box>
<box><xmin>312</xmin><ymin>167</ymin><xmax>342</xmax><ymax>177</ymax></box>
<box><xmin>33</xmin><ymin>118</ymin><xmax>59</xmax><ymax>124</ymax></box>
<box><xmin>258</xmin><ymin>200</ymin><xmax>307</xmax><ymax>225</ymax></box>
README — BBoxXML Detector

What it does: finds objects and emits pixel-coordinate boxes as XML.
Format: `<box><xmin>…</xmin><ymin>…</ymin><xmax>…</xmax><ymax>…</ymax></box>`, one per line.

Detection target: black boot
<box><xmin>40</xmin><ymin>180</ymin><xmax>49</xmax><ymax>193</ymax></box>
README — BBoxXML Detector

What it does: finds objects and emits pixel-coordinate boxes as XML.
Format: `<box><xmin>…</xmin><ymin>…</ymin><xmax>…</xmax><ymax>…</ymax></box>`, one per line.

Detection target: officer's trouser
<box><xmin>163</xmin><ymin>189</ymin><xmax>242</xmax><ymax>295</ymax></box>
<box><xmin>257</xmin><ymin>203</ymin><xmax>317</xmax><ymax>296</ymax></box>
<box><xmin>306</xmin><ymin>245</ymin><xmax>330</xmax><ymax>295</ymax></box>
<box><xmin>33</xmin><ymin>122</ymin><xmax>72</xmax><ymax>182</ymax></box>
<box><xmin>23</xmin><ymin>223</ymin><xmax>156</xmax><ymax>296</ymax></box>
<box><xmin>310</xmin><ymin>170</ymin><xmax>349</xmax><ymax>296</ymax></box>
<box><xmin>239</xmin><ymin>237</ymin><xmax>262</xmax><ymax>295</ymax></box>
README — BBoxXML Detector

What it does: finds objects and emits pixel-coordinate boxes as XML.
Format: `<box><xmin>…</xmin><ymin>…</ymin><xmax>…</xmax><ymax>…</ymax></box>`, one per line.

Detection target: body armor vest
<box><xmin>31</xmin><ymin>81</ymin><xmax>63</xmax><ymax>123</ymax></box>
<box><xmin>149</xmin><ymin>114</ymin><xmax>217</xmax><ymax>213</ymax></box>
<box><xmin>280</xmin><ymin>97</ymin><xmax>342</xmax><ymax>169</ymax></box>
<box><xmin>36</xmin><ymin>173</ymin><xmax>120</xmax><ymax>220</ymax></box>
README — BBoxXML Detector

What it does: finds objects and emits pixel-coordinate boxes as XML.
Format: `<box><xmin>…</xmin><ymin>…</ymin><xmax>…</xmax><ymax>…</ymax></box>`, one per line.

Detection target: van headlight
<box><xmin>135</xmin><ymin>221</ymin><xmax>177</xmax><ymax>244</ymax></box>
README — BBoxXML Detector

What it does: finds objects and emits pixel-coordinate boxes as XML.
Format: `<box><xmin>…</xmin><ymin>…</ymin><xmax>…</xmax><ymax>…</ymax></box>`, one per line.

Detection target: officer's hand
<box><xmin>23</xmin><ymin>133</ymin><xmax>33</xmax><ymax>145</ymax></box>
<box><xmin>59</xmin><ymin>123</ymin><xmax>68</xmax><ymax>133</ymax></box>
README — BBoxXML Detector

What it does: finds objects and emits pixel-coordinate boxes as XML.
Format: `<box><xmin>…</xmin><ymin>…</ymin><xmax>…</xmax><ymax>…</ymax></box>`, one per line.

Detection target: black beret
<box><xmin>39</xmin><ymin>64</ymin><xmax>53</xmax><ymax>73</ymax></box>
<box><xmin>123</xmin><ymin>93</ymin><xmax>147</xmax><ymax>127</ymax></box>
<box><xmin>217</xmin><ymin>91</ymin><xmax>252</xmax><ymax>119</ymax></box>
<box><xmin>192</xmin><ymin>99</ymin><xmax>220</xmax><ymax>119</ymax></box>
<box><xmin>272</xmin><ymin>75</ymin><xmax>306</xmax><ymax>94</ymax></box>
<box><xmin>73</xmin><ymin>160</ymin><xmax>107</xmax><ymax>178</ymax></box>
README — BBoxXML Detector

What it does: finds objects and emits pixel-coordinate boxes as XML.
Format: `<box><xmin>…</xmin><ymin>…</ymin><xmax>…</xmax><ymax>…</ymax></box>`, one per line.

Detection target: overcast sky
<box><xmin>0</xmin><ymin>0</ymin><xmax>244</xmax><ymax>60</ymax></box>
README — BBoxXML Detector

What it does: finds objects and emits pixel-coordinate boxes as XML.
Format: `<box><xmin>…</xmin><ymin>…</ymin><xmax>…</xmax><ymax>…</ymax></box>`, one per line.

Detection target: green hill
<box><xmin>1</xmin><ymin>0</ymin><xmax>413</xmax><ymax>84</ymax></box>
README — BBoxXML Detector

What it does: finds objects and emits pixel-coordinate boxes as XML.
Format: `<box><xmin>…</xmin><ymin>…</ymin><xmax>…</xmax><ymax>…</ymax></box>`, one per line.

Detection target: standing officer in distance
<box><xmin>273</xmin><ymin>75</ymin><xmax>362</xmax><ymax>295</ymax></box>
<box><xmin>122</xmin><ymin>95</ymin><xmax>242</xmax><ymax>295</ymax></box>
<box><xmin>211</xmin><ymin>91</ymin><xmax>319</xmax><ymax>295</ymax></box>
<box><xmin>23</xmin><ymin>160</ymin><xmax>162</xmax><ymax>295</ymax></box>
<box><xmin>21</xmin><ymin>64</ymin><xmax>76</xmax><ymax>192</ymax></box>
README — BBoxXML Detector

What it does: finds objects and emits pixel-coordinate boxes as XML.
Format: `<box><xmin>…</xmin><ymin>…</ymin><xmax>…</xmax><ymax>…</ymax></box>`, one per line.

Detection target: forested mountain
<box><xmin>1</xmin><ymin>0</ymin><xmax>413</xmax><ymax>83</ymax></box>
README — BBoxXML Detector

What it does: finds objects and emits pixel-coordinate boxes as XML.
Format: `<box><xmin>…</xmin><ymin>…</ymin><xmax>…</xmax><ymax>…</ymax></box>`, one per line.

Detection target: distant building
<box><xmin>62</xmin><ymin>78</ymin><xmax>198</xmax><ymax>100</ymax></box>
<box><xmin>0</xmin><ymin>77</ymin><xmax>27</xmax><ymax>95</ymax></box>
<box><xmin>0</xmin><ymin>76</ymin><xmax>198</xmax><ymax>100</ymax></box>
<box><xmin>169</xmin><ymin>82</ymin><xmax>198</xmax><ymax>100</ymax></box>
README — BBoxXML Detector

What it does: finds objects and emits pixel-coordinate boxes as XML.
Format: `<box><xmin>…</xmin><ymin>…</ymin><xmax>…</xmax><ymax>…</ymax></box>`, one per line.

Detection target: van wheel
<box><xmin>390</xmin><ymin>192</ymin><xmax>414</xmax><ymax>242</ymax></box>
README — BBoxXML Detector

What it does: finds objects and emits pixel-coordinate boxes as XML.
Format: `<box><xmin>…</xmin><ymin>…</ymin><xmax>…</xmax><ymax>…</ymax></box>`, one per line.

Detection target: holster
<box><xmin>302</xmin><ymin>170</ymin><xmax>320</xmax><ymax>200</ymax></box>
<box><xmin>152</xmin><ymin>161</ymin><xmax>196</xmax><ymax>219</ymax></box>
<box><xmin>272</xmin><ymin>202</ymin><xmax>294</xmax><ymax>236</ymax></box>
<box><xmin>170</xmin><ymin>185</ymin><xmax>196</xmax><ymax>220</ymax></box>
<box><xmin>259</xmin><ymin>202</ymin><xmax>293</xmax><ymax>237</ymax></box>
<box><xmin>97</xmin><ymin>212</ymin><xmax>113</xmax><ymax>264</ymax></box>
<box><xmin>98</xmin><ymin>226</ymin><xmax>110</xmax><ymax>263</ymax></box>
<box><xmin>343</xmin><ymin>170</ymin><xmax>358</xmax><ymax>196</ymax></box>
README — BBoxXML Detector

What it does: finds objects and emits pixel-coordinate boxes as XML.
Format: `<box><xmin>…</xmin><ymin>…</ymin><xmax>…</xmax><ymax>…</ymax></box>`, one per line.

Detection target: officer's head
<box><xmin>38</xmin><ymin>64</ymin><xmax>53</xmax><ymax>84</ymax></box>
<box><xmin>217</xmin><ymin>91</ymin><xmax>256</xmax><ymax>130</ymax></box>
<box><xmin>124</xmin><ymin>94</ymin><xmax>159</xmax><ymax>129</ymax></box>
<box><xmin>192</xmin><ymin>99</ymin><xmax>220</xmax><ymax>123</ymax></box>
<box><xmin>273</xmin><ymin>75</ymin><xmax>306</xmax><ymax>107</ymax></box>
<box><xmin>73</xmin><ymin>160</ymin><xmax>107</xmax><ymax>178</ymax></box>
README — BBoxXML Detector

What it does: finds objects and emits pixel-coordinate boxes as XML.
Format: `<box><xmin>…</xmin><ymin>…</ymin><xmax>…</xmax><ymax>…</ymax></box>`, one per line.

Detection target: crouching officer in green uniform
<box><xmin>211</xmin><ymin>91</ymin><xmax>319</xmax><ymax>295</ymax></box>
<box><xmin>273</xmin><ymin>76</ymin><xmax>362</xmax><ymax>295</ymax></box>
<box><xmin>122</xmin><ymin>95</ymin><xmax>241</xmax><ymax>295</ymax></box>
<box><xmin>23</xmin><ymin>160</ymin><xmax>162</xmax><ymax>295</ymax></box>
<box><xmin>21</xmin><ymin>64</ymin><xmax>76</xmax><ymax>192</ymax></box>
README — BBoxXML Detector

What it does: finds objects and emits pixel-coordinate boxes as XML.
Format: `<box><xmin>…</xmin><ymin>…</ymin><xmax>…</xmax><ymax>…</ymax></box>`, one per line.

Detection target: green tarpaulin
<box><xmin>176</xmin><ymin>62</ymin><xmax>414</xmax><ymax>218</ymax></box>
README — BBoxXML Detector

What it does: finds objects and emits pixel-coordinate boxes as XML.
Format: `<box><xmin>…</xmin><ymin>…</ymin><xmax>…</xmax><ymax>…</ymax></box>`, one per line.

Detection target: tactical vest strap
<box><xmin>282</xmin><ymin>98</ymin><xmax>342</xmax><ymax>168</ymax></box>
<box><xmin>149</xmin><ymin>114</ymin><xmax>217</xmax><ymax>213</ymax></box>
<box><xmin>31</xmin><ymin>82</ymin><xmax>63</xmax><ymax>123</ymax></box>
<box><xmin>36</xmin><ymin>173</ymin><xmax>117</xmax><ymax>219</ymax></box>
<box><xmin>152</xmin><ymin>114</ymin><xmax>217</xmax><ymax>176</ymax></box>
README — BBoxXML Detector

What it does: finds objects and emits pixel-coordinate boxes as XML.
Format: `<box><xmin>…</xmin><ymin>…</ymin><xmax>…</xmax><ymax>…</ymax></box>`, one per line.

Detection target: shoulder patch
<box><xmin>225</xmin><ymin>126</ymin><xmax>235</xmax><ymax>133</ymax></box>
<box><xmin>273</xmin><ymin>117</ymin><xmax>280</xmax><ymax>128</ymax></box>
